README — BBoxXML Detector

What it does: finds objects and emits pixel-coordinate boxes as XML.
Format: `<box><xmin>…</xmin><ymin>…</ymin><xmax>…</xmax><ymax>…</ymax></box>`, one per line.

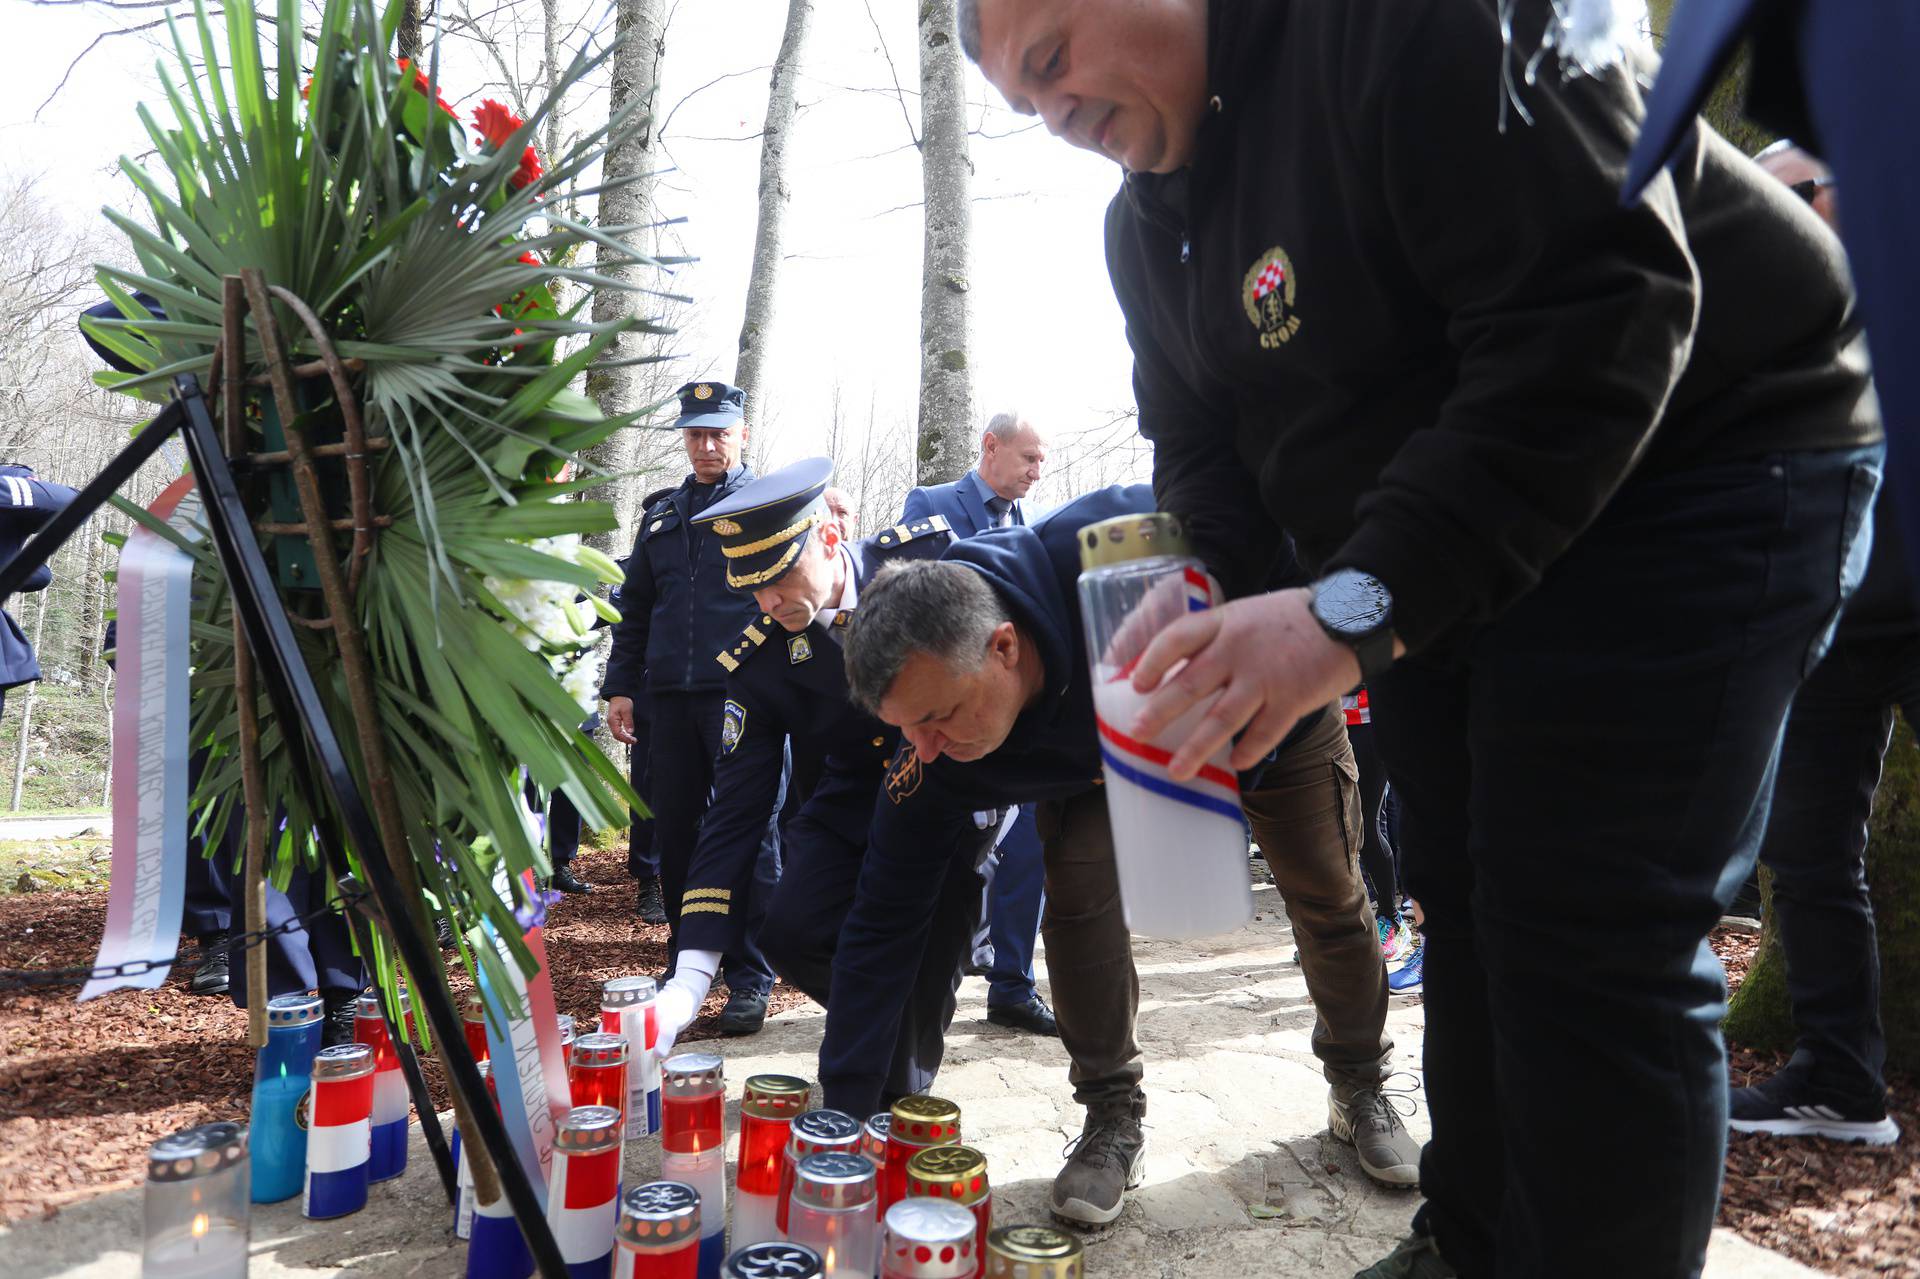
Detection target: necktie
<box><xmin>985</xmin><ymin>495</ymin><xmax>1011</xmax><ymax>528</ymax></box>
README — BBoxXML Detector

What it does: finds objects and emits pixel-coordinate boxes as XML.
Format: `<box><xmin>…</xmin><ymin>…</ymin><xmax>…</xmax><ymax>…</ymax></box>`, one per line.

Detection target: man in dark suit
<box><xmin>0</xmin><ymin>462</ymin><xmax>77</xmax><ymax>718</ymax></box>
<box><xmin>900</xmin><ymin>412</ymin><xmax>1057</xmax><ymax>1037</ymax></box>
<box><xmin>1624</xmin><ymin>0</ymin><xmax>1920</xmax><ymax>568</ymax></box>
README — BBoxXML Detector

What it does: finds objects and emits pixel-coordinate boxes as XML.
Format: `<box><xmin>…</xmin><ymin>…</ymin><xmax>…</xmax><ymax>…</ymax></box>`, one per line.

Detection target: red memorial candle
<box><xmin>903</xmin><ymin>1147</ymin><xmax>989</xmax><ymax>1279</ymax></box>
<box><xmin>569</xmin><ymin>1033</ymin><xmax>631</xmax><ymax>1131</ymax></box>
<box><xmin>883</xmin><ymin>1097</ymin><xmax>960</xmax><ymax>1218</ymax></box>
<box><xmin>463</xmin><ymin>991</ymin><xmax>490</xmax><ymax>1065</ymax></box>
<box><xmin>734</xmin><ymin>1074</ymin><xmax>810</xmax><ymax>1248</ymax></box>
<box><xmin>615</xmin><ymin>1181</ymin><xmax>701</xmax><ymax>1279</ymax></box>
<box><xmin>862</xmin><ymin>1115</ymin><xmax>892</xmax><ymax>1216</ymax></box>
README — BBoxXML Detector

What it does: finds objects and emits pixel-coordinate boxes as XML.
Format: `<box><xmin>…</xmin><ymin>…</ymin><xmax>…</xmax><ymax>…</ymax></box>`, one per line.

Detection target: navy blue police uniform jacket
<box><xmin>676</xmin><ymin>516</ymin><xmax>954</xmax><ymax>955</ymax></box>
<box><xmin>817</xmin><ymin>485</ymin><xmax>1152</xmax><ymax>1115</ymax></box>
<box><xmin>0</xmin><ymin>465</ymin><xmax>80</xmax><ymax>690</ymax></box>
<box><xmin>601</xmin><ymin>466</ymin><xmax>761</xmax><ymax>701</ymax></box>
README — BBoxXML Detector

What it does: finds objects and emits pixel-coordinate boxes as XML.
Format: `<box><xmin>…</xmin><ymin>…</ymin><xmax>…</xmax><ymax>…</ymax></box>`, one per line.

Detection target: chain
<box><xmin>0</xmin><ymin>885</ymin><xmax>372</xmax><ymax>992</ymax></box>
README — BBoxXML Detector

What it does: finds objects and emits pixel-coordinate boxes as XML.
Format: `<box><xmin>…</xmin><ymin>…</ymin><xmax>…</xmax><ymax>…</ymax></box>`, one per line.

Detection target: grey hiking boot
<box><xmin>1354</xmin><ymin>1231</ymin><xmax>1456</xmax><ymax>1278</ymax></box>
<box><xmin>1050</xmin><ymin>1107</ymin><xmax>1146</xmax><ymax>1226</ymax></box>
<box><xmin>1330</xmin><ymin>1080</ymin><xmax>1421</xmax><ymax>1188</ymax></box>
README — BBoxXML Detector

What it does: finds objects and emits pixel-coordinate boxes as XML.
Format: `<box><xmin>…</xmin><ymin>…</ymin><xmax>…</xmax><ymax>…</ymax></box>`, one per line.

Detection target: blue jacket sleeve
<box><xmin>600</xmin><ymin>528</ymin><xmax>656</xmax><ymax>702</ymax></box>
<box><xmin>676</xmin><ymin>675</ymin><xmax>788</xmax><ymax>954</ymax></box>
<box><xmin>817</xmin><ymin>763</ymin><xmax>974</xmax><ymax>1117</ymax></box>
<box><xmin>900</xmin><ymin>487</ymin><xmax>932</xmax><ymax>524</ymax></box>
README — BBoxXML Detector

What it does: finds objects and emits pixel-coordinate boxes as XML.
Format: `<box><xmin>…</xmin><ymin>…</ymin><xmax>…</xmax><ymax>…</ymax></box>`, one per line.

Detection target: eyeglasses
<box><xmin>1789</xmin><ymin>176</ymin><xmax>1835</xmax><ymax>204</ymax></box>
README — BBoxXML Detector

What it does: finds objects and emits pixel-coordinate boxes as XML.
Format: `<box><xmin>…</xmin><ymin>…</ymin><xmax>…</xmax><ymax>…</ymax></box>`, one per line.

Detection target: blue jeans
<box><xmin>1370</xmin><ymin>446</ymin><xmax>1881</xmax><ymax>1278</ymax></box>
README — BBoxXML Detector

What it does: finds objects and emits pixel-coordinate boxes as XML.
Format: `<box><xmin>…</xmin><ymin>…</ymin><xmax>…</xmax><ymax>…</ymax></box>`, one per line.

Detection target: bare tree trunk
<box><xmin>733</xmin><ymin>0</ymin><xmax>814</xmax><ymax>419</ymax></box>
<box><xmin>397</xmin><ymin>0</ymin><xmax>424</xmax><ymax>62</ymax></box>
<box><xmin>914</xmin><ymin>0</ymin><xmax>974</xmax><ymax>486</ymax></box>
<box><xmin>10</xmin><ymin>593</ymin><xmax>48</xmax><ymax>810</ymax></box>
<box><xmin>583</xmin><ymin>0</ymin><xmax>667</xmax><ymax>558</ymax></box>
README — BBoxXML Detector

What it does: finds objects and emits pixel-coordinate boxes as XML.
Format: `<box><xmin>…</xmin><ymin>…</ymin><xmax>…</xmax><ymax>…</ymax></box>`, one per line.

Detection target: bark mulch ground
<box><xmin>1712</xmin><ymin>925</ymin><xmax>1919</xmax><ymax>1277</ymax></box>
<box><xmin>0</xmin><ymin>845</ymin><xmax>808</xmax><ymax>1224</ymax></box>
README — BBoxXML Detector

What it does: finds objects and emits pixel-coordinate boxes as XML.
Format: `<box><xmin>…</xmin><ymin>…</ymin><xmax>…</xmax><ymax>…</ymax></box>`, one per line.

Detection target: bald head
<box><xmin>979</xmin><ymin>411</ymin><xmax>1048</xmax><ymax>502</ymax></box>
<box><xmin>1755</xmin><ymin>140</ymin><xmax>1838</xmax><ymax>229</ymax></box>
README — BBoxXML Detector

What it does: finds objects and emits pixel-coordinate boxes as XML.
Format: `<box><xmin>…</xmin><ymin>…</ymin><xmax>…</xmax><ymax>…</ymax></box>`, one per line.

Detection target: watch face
<box><xmin>1316</xmin><ymin>570</ymin><xmax>1391</xmax><ymax>636</ymax></box>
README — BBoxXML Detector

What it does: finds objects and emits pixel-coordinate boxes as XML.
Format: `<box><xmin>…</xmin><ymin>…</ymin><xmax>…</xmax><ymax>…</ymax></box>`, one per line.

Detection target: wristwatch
<box><xmin>1309</xmin><ymin>569</ymin><xmax>1396</xmax><ymax>682</ymax></box>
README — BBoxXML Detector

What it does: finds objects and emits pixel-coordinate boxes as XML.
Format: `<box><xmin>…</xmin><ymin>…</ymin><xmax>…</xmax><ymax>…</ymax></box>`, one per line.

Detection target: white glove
<box><xmin>654</xmin><ymin>951</ymin><xmax>718</xmax><ymax>1057</ymax></box>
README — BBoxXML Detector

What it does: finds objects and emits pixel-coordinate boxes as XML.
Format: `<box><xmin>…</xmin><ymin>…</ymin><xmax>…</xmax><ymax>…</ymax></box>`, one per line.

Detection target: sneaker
<box><xmin>1330</xmin><ymin>1082</ymin><xmax>1421</xmax><ymax>1187</ymax></box>
<box><xmin>1050</xmin><ymin>1108</ymin><xmax>1146</xmax><ymax>1226</ymax></box>
<box><xmin>1730</xmin><ymin>1068</ymin><xmax>1901</xmax><ymax>1145</ymax></box>
<box><xmin>189</xmin><ymin>936</ymin><xmax>231</xmax><ymax>996</ymax></box>
<box><xmin>1355</xmin><ymin>1231</ymin><xmax>1456</xmax><ymax>1278</ymax></box>
<box><xmin>635</xmin><ymin>877</ymin><xmax>667</xmax><ymax>925</ymax></box>
<box><xmin>550</xmin><ymin>867</ymin><xmax>592</xmax><ymax>895</ymax></box>
<box><xmin>986</xmin><ymin>995</ymin><xmax>1059</xmax><ymax>1037</ymax></box>
<box><xmin>716</xmin><ymin>986</ymin><xmax>769</xmax><ymax>1037</ymax></box>
<box><xmin>1375</xmin><ymin>916</ymin><xmax>1413</xmax><ymax>961</ymax></box>
<box><xmin>1387</xmin><ymin>940</ymin><xmax>1424</xmax><ymax>995</ymax></box>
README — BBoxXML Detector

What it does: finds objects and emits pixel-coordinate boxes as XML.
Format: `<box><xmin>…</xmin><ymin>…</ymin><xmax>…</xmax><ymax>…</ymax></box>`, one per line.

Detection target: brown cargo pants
<box><xmin>1037</xmin><ymin>702</ymin><xmax>1393</xmax><ymax>1116</ymax></box>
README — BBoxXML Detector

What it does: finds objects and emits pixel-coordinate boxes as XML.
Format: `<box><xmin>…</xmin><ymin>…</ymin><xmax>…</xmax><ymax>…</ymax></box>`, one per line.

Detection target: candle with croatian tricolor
<box><xmin>142</xmin><ymin>1122</ymin><xmax>249</xmax><ymax>1279</ymax></box>
<box><xmin>883</xmin><ymin>1097</ymin><xmax>960</xmax><ymax>1217</ymax></box>
<box><xmin>463</xmin><ymin>991</ymin><xmax>492</xmax><ymax>1065</ymax></box>
<box><xmin>353</xmin><ymin>988</ymin><xmax>412</xmax><ymax>1182</ymax></box>
<box><xmin>877</xmin><ymin>1199</ymin><xmax>976</xmax><ymax>1279</ymax></box>
<box><xmin>787</xmin><ymin>1152</ymin><xmax>879</xmax><ymax>1278</ymax></box>
<box><xmin>778</xmin><ymin>1109</ymin><xmax>864</xmax><ymax>1235</ymax></box>
<box><xmin>250</xmin><ymin>993</ymin><xmax>322</xmax><ymax>1203</ymax></box>
<box><xmin>548</xmin><ymin>1105</ymin><xmax>624</xmax><ymax>1279</ymax></box>
<box><xmin>303</xmin><ymin>1042</ymin><xmax>375</xmax><ymax>1219</ymax></box>
<box><xmin>454</xmin><ymin>1059</ymin><xmax>500</xmax><ymax>1243</ymax></box>
<box><xmin>983</xmin><ymin>1226</ymin><xmax>1083</xmax><ymax>1279</ymax></box>
<box><xmin>733</xmin><ymin>1074</ymin><xmax>810</xmax><ymax>1247</ymax></box>
<box><xmin>600</xmin><ymin>976</ymin><xmax>662</xmax><ymax>1138</ymax></box>
<box><xmin>1077</xmin><ymin>512</ymin><xmax>1255</xmax><ymax>938</ymax></box>
<box><xmin>614</xmin><ymin>1180</ymin><xmax>702</xmax><ymax>1279</ymax></box>
<box><xmin>903</xmin><ymin>1146</ymin><xmax>990</xmax><ymax>1279</ymax></box>
<box><xmin>659</xmin><ymin>1052</ymin><xmax>728</xmax><ymax>1279</ymax></box>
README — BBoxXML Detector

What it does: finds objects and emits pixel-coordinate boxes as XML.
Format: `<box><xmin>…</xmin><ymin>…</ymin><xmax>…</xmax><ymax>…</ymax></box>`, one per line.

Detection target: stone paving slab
<box><xmin>3</xmin><ymin>881</ymin><xmax>1819</xmax><ymax>1277</ymax></box>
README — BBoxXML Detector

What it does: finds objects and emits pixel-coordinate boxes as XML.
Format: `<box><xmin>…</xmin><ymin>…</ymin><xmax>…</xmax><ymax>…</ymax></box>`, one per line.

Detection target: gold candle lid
<box><xmin>742</xmin><ymin>1074</ymin><xmax>811</xmax><ymax>1121</ymax></box>
<box><xmin>986</xmin><ymin>1225</ymin><xmax>1084</xmax><ymax>1279</ymax></box>
<box><xmin>905</xmin><ymin>1144</ymin><xmax>989</xmax><ymax>1205</ymax></box>
<box><xmin>1077</xmin><ymin>512</ymin><xmax>1191</xmax><ymax>571</ymax></box>
<box><xmin>890</xmin><ymin>1095</ymin><xmax>961</xmax><ymax>1144</ymax></box>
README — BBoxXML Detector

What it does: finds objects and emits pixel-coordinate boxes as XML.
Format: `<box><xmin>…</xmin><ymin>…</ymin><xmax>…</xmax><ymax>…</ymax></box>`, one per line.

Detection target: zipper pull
<box><xmin>1180</xmin><ymin>236</ymin><xmax>1191</xmax><ymax>264</ymax></box>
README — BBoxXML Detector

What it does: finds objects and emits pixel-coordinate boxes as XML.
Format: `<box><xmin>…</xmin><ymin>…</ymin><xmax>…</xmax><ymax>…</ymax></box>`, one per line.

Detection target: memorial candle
<box><xmin>249</xmin><ymin>993</ymin><xmax>322</xmax><ymax>1204</ymax></box>
<box><xmin>614</xmin><ymin>1181</ymin><xmax>701</xmax><ymax>1279</ymax></box>
<box><xmin>143</xmin><ymin>1122</ymin><xmax>249</xmax><ymax>1279</ymax></box>
<box><xmin>787</xmin><ymin>1153</ymin><xmax>877</xmax><ymax>1279</ymax></box>
<box><xmin>660</xmin><ymin>1053</ymin><xmax>727</xmax><ymax>1279</ymax></box>
<box><xmin>983</xmin><ymin>1226</ymin><xmax>1081</xmax><ymax>1279</ymax></box>
<box><xmin>903</xmin><ymin>1148</ymin><xmax>989</xmax><ymax>1279</ymax></box>
<box><xmin>733</xmin><ymin>1074</ymin><xmax>810</xmax><ymax>1247</ymax></box>
<box><xmin>883</xmin><ymin>1098</ymin><xmax>959</xmax><ymax>1215</ymax></box>
<box><xmin>549</xmin><ymin>1105</ymin><xmax>623</xmax><ymax>1279</ymax></box>
<box><xmin>454</xmin><ymin>1060</ymin><xmax>498</xmax><ymax>1240</ymax></box>
<box><xmin>558</xmin><ymin>1013</ymin><xmax>578</xmax><ymax>1059</ymax></box>
<box><xmin>777</xmin><ymin>1110</ymin><xmax>863</xmax><ymax>1236</ymax></box>
<box><xmin>569</xmin><ymin>1032</ymin><xmax>631</xmax><ymax>1130</ymax></box>
<box><xmin>353</xmin><ymin>989</ymin><xmax>412</xmax><ymax>1183</ymax></box>
<box><xmin>463</xmin><ymin>991</ymin><xmax>491</xmax><ymax>1065</ymax></box>
<box><xmin>303</xmin><ymin>1043</ymin><xmax>374</xmax><ymax>1220</ymax></box>
<box><xmin>722</xmin><ymin>1243</ymin><xmax>822</xmax><ymax>1279</ymax></box>
<box><xmin>600</xmin><ymin>976</ymin><xmax>661</xmax><ymax>1139</ymax></box>
<box><xmin>877</xmin><ymin>1200</ymin><xmax>975</xmax><ymax>1279</ymax></box>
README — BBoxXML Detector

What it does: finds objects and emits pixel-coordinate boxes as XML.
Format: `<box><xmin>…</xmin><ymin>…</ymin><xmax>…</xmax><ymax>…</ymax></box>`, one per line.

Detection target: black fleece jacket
<box><xmin>1106</xmin><ymin>0</ymin><xmax>1879</xmax><ymax>652</ymax></box>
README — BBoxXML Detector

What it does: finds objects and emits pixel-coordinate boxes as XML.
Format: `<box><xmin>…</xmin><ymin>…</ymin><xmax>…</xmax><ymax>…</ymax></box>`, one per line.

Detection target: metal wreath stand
<box><xmin>0</xmin><ymin>269</ymin><xmax>572</xmax><ymax>1278</ymax></box>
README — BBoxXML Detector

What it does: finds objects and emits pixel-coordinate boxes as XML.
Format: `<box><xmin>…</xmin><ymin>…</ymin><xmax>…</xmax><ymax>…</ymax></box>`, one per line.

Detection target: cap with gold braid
<box><xmin>694</xmin><ymin>456</ymin><xmax>834</xmax><ymax>593</ymax></box>
<box><xmin>985</xmin><ymin>1224</ymin><xmax>1084</xmax><ymax>1279</ymax></box>
<box><xmin>1076</xmin><ymin>511</ymin><xmax>1191</xmax><ymax>572</ymax></box>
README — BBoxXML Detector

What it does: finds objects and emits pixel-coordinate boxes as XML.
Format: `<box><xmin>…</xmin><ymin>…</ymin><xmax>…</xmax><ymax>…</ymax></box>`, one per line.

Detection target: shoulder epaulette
<box><xmin>715</xmin><ymin>614</ymin><xmax>775</xmax><ymax>674</ymax></box>
<box><xmin>872</xmin><ymin>514</ymin><xmax>951</xmax><ymax>551</ymax></box>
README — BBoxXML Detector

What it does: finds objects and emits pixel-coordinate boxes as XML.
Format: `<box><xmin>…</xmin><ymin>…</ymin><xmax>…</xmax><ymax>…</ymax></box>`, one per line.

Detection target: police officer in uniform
<box><xmin>648</xmin><ymin>458</ymin><xmax>992</xmax><ymax>1109</ymax></box>
<box><xmin>602</xmin><ymin>381</ymin><xmax>779</xmax><ymax>1034</ymax></box>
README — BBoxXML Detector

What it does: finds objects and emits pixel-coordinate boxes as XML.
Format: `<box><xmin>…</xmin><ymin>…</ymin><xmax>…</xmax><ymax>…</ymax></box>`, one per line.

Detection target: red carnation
<box><xmin>512</xmin><ymin>145</ymin><xmax>543</xmax><ymax>191</ymax></box>
<box><xmin>472</xmin><ymin>99</ymin><xmax>523</xmax><ymax>149</ymax></box>
<box><xmin>395</xmin><ymin>58</ymin><xmax>456</xmax><ymax>116</ymax></box>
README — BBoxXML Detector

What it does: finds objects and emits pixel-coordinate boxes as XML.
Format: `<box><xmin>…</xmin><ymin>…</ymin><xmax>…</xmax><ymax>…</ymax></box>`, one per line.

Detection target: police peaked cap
<box><xmin>692</xmin><ymin>456</ymin><xmax>834</xmax><ymax>593</ymax></box>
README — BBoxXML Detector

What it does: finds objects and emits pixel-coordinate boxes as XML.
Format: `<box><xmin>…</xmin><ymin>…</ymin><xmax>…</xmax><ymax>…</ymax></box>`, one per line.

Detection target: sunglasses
<box><xmin>1789</xmin><ymin>176</ymin><xmax>1835</xmax><ymax>204</ymax></box>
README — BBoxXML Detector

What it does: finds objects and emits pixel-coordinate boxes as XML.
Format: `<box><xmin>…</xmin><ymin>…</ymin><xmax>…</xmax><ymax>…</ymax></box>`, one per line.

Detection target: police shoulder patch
<box><xmin>721</xmin><ymin>699</ymin><xmax>748</xmax><ymax>754</ymax></box>
<box><xmin>883</xmin><ymin>740</ymin><xmax>923</xmax><ymax>804</ymax></box>
<box><xmin>788</xmin><ymin>634</ymin><xmax>812</xmax><ymax>664</ymax></box>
